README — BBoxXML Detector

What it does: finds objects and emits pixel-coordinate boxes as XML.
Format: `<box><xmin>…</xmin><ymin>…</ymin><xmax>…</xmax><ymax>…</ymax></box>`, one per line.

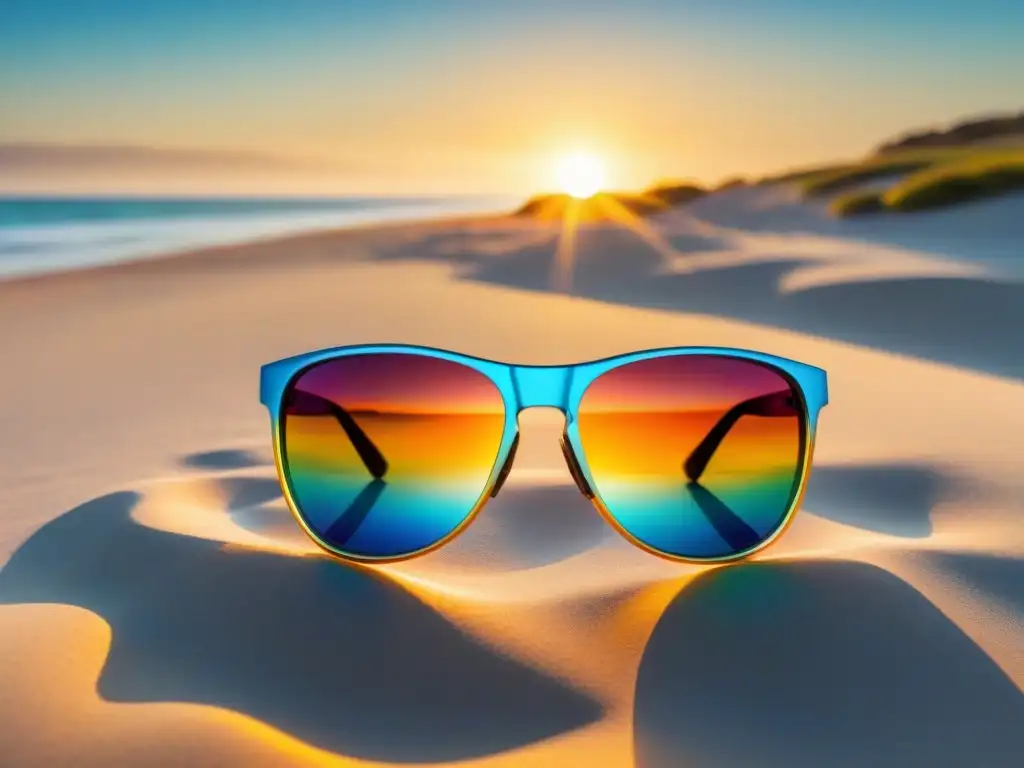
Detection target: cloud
<box><xmin>0</xmin><ymin>142</ymin><xmax>386</xmax><ymax>194</ymax></box>
<box><xmin>0</xmin><ymin>143</ymin><xmax>325</xmax><ymax>175</ymax></box>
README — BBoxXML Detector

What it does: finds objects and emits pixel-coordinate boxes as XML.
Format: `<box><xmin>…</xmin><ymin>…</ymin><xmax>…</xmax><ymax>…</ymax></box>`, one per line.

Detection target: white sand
<box><xmin>1</xmin><ymin>192</ymin><xmax>1023</xmax><ymax>767</ymax></box>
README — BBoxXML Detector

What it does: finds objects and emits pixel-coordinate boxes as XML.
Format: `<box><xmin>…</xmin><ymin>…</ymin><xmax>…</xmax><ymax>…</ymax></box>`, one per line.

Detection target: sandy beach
<box><xmin>1</xmin><ymin>185</ymin><xmax>1023</xmax><ymax>767</ymax></box>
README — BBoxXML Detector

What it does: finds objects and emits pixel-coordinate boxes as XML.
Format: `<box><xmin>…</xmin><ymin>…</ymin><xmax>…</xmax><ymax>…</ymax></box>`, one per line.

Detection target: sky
<box><xmin>1</xmin><ymin>0</ymin><xmax>1022</xmax><ymax>195</ymax></box>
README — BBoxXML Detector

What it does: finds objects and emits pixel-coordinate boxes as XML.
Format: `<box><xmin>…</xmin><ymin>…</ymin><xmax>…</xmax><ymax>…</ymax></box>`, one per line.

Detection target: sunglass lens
<box><xmin>576</xmin><ymin>355</ymin><xmax>806</xmax><ymax>559</ymax></box>
<box><xmin>280</xmin><ymin>353</ymin><xmax>506</xmax><ymax>558</ymax></box>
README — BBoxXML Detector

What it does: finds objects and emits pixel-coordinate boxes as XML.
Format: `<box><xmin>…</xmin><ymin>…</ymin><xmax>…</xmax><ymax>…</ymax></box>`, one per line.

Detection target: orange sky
<box><xmin>2</xmin><ymin>2</ymin><xmax>1022</xmax><ymax>195</ymax></box>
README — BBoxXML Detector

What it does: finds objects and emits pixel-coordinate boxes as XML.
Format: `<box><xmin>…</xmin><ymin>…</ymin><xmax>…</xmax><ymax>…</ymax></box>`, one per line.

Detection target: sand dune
<box><xmin>1</xmin><ymin>186</ymin><xmax>1023</xmax><ymax>766</ymax></box>
<box><xmin>633</xmin><ymin>559</ymin><xmax>1024</xmax><ymax>768</ymax></box>
<box><xmin>370</xmin><ymin>199</ymin><xmax>1024</xmax><ymax>379</ymax></box>
<box><xmin>687</xmin><ymin>183</ymin><xmax>1024</xmax><ymax>276</ymax></box>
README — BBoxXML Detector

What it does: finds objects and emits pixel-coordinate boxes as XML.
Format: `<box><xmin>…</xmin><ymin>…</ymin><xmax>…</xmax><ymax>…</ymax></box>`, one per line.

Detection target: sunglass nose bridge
<box><xmin>559</xmin><ymin>434</ymin><xmax>594</xmax><ymax>499</ymax></box>
<box><xmin>509</xmin><ymin>365</ymin><xmax>573</xmax><ymax>410</ymax></box>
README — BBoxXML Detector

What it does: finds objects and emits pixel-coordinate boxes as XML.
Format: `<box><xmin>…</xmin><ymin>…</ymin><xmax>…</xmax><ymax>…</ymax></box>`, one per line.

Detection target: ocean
<box><xmin>0</xmin><ymin>194</ymin><xmax>516</xmax><ymax>280</ymax></box>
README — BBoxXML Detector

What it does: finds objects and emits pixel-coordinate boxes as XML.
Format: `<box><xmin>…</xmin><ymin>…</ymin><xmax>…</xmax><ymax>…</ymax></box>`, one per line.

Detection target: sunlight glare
<box><xmin>556</xmin><ymin>152</ymin><xmax>606</xmax><ymax>199</ymax></box>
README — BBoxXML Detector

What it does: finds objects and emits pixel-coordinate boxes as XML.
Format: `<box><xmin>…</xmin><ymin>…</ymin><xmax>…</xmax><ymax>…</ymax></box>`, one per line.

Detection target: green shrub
<box><xmin>883</xmin><ymin>159</ymin><xmax>1024</xmax><ymax>211</ymax></box>
<box><xmin>716</xmin><ymin>176</ymin><xmax>747</xmax><ymax>191</ymax></box>
<box><xmin>644</xmin><ymin>181</ymin><xmax>706</xmax><ymax>206</ymax></box>
<box><xmin>801</xmin><ymin>159</ymin><xmax>933</xmax><ymax>197</ymax></box>
<box><xmin>831</xmin><ymin>190</ymin><xmax>887</xmax><ymax>217</ymax></box>
<box><xmin>756</xmin><ymin>163</ymin><xmax>848</xmax><ymax>186</ymax></box>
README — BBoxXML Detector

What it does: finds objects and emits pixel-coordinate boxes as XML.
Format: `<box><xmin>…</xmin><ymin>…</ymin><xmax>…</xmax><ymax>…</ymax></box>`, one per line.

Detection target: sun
<box><xmin>555</xmin><ymin>152</ymin><xmax>606</xmax><ymax>199</ymax></box>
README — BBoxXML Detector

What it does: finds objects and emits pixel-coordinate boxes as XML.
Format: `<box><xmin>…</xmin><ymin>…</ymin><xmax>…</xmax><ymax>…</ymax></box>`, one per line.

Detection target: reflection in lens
<box><xmin>281</xmin><ymin>353</ymin><xmax>506</xmax><ymax>558</ymax></box>
<box><xmin>577</xmin><ymin>355</ymin><xmax>805</xmax><ymax>559</ymax></box>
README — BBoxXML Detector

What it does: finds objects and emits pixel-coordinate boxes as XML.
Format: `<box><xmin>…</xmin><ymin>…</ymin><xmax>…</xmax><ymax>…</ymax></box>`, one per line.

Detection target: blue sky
<box><xmin>2</xmin><ymin>0</ymin><xmax>1022</xmax><ymax>193</ymax></box>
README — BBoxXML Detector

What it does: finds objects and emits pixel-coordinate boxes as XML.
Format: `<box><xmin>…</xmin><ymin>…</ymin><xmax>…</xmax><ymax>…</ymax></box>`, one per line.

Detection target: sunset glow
<box><xmin>556</xmin><ymin>152</ymin><xmax>607</xmax><ymax>199</ymax></box>
<box><xmin>1</xmin><ymin>3</ymin><xmax>1022</xmax><ymax>196</ymax></box>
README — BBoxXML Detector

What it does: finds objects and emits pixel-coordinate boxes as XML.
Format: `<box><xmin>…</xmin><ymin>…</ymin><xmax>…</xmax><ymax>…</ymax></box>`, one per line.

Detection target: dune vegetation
<box><xmin>799</xmin><ymin>111</ymin><xmax>1024</xmax><ymax>216</ymax></box>
<box><xmin>829</xmin><ymin>189</ymin><xmax>886</xmax><ymax>217</ymax></box>
<box><xmin>879</xmin><ymin>154</ymin><xmax>1024</xmax><ymax>211</ymax></box>
<box><xmin>876</xmin><ymin>110</ymin><xmax>1024</xmax><ymax>153</ymax></box>
<box><xmin>515</xmin><ymin>180</ymin><xmax>706</xmax><ymax>221</ymax></box>
<box><xmin>799</xmin><ymin>151</ymin><xmax>947</xmax><ymax>197</ymax></box>
<box><xmin>715</xmin><ymin>176</ymin><xmax>748</xmax><ymax>191</ymax></box>
<box><xmin>826</xmin><ymin>148</ymin><xmax>1024</xmax><ymax>216</ymax></box>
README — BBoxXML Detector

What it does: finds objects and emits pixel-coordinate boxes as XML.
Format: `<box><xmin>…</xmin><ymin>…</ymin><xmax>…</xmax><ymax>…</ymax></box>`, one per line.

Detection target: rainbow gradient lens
<box><xmin>576</xmin><ymin>355</ymin><xmax>806</xmax><ymax>560</ymax></box>
<box><xmin>280</xmin><ymin>353</ymin><xmax>506</xmax><ymax>559</ymax></box>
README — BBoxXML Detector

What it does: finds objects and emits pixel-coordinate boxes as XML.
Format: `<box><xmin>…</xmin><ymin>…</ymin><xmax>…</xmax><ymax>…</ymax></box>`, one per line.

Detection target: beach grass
<box><xmin>828</xmin><ymin>148</ymin><xmax>1024</xmax><ymax>216</ymax></box>
<box><xmin>644</xmin><ymin>180</ymin><xmax>707</xmax><ymax>206</ymax></box>
<box><xmin>515</xmin><ymin>181</ymin><xmax>706</xmax><ymax>221</ymax></box>
<box><xmin>882</xmin><ymin>154</ymin><xmax>1024</xmax><ymax>211</ymax></box>
<box><xmin>513</xmin><ymin>192</ymin><xmax>663</xmax><ymax>220</ymax></box>
<box><xmin>798</xmin><ymin>148</ymin><xmax>973</xmax><ymax>197</ymax></box>
<box><xmin>715</xmin><ymin>176</ymin><xmax>748</xmax><ymax>191</ymax></box>
<box><xmin>830</xmin><ymin>189</ymin><xmax>886</xmax><ymax>217</ymax></box>
<box><xmin>756</xmin><ymin>163</ymin><xmax>849</xmax><ymax>186</ymax></box>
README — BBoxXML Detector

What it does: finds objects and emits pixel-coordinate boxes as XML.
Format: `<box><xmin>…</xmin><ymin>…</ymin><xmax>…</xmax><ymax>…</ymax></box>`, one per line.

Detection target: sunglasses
<box><xmin>259</xmin><ymin>345</ymin><xmax>828</xmax><ymax>565</ymax></box>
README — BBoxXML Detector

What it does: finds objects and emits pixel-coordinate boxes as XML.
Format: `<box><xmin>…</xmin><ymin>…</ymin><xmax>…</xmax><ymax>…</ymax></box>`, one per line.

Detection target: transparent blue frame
<box><xmin>260</xmin><ymin>344</ymin><xmax>829</xmax><ymax>564</ymax></box>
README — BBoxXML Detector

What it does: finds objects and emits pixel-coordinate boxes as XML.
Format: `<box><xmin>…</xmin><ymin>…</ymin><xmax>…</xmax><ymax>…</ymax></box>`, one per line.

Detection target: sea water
<box><xmin>0</xmin><ymin>195</ymin><xmax>516</xmax><ymax>279</ymax></box>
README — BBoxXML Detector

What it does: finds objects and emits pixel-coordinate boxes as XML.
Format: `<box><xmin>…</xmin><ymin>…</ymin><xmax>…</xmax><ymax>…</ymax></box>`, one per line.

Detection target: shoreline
<box><xmin>0</xmin><ymin>207</ymin><xmax>518</xmax><ymax>291</ymax></box>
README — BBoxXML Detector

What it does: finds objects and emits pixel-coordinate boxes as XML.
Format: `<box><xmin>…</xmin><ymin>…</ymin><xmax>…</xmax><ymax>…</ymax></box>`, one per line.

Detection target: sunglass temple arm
<box><xmin>683</xmin><ymin>389</ymin><xmax>795</xmax><ymax>483</ymax></box>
